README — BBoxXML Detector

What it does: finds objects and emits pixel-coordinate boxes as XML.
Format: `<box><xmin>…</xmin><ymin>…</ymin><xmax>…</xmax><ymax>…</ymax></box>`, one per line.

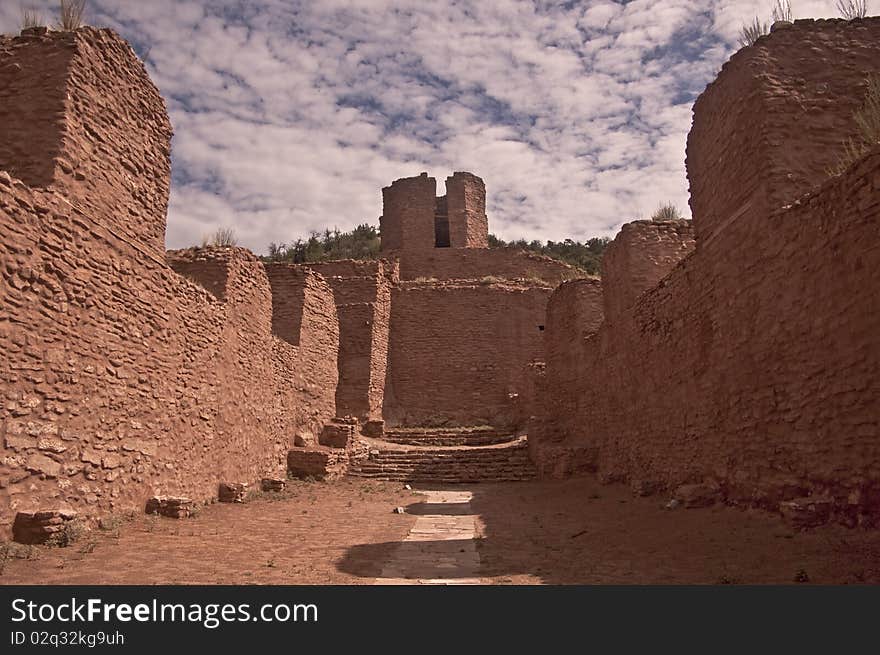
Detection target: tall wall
<box><xmin>445</xmin><ymin>172</ymin><xmax>489</xmax><ymax>248</ymax></box>
<box><xmin>687</xmin><ymin>18</ymin><xmax>880</xmax><ymax>243</ymax></box>
<box><xmin>302</xmin><ymin>260</ymin><xmax>396</xmax><ymax>422</ymax></box>
<box><xmin>0</xmin><ymin>28</ymin><xmax>338</xmax><ymax>533</ymax></box>
<box><xmin>383</xmin><ymin>281</ymin><xmax>551</xmax><ymax>429</ymax></box>
<box><xmin>533</xmin><ymin>19</ymin><xmax>880</xmax><ymax>525</ymax></box>
<box><xmin>600</xmin><ymin>220</ymin><xmax>694</xmax><ymax>325</ymax></box>
<box><xmin>380</xmin><ymin>173</ymin><xmax>436</xmax><ymax>252</ymax></box>
<box><xmin>0</xmin><ymin>28</ymin><xmax>172</xmax><ymax>257</ymax></box>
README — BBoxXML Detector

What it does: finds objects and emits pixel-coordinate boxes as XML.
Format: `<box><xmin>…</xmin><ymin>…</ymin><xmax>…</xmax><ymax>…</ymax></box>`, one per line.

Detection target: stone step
<box><xmin>381</xmin><ymin>427</ymin><xmax>517</xmax><ymax>447</ymax></box>
<box><xmin>347</xmin><ymin>438</ymin><xmax>536</xmax><ymax>483</ymax></box>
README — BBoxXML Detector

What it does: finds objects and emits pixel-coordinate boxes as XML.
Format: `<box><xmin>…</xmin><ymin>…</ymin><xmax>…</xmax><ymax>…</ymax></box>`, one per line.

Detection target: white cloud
<box><xmin>1</xmin><ymin>0</ymin><xmax>873</xmax><ymax>250</ymax></box>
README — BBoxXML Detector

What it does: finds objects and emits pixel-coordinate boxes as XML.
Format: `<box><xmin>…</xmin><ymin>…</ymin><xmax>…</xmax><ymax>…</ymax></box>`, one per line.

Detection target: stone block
<box><xmin>779</xmin><ymin>497</ymin><xmax>833</xmax><ymax>529</ymax></box>
<box><xmin>12</xmin><ymin>509</ymin><xmax>78</xmax><ymax>545</ymax></box>
<box><xmin>218</xmin><ymin>482</ymin><xmax>248</xmax><ymax>503</ymax></box>
<box><xmin>145</xmin><ymin>496</ymin><xmax>195</xmax><ymax>519</ymax></box>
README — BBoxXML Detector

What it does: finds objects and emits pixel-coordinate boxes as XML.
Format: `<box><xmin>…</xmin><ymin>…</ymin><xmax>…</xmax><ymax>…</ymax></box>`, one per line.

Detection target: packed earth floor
<box><xmin>3</xmin><ymin>477</ymin><xmax>879</xmax><ymax>585</ymax></box>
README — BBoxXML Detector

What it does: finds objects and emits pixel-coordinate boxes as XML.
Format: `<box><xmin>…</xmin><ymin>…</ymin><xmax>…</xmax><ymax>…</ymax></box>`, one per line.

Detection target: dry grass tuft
<box><xmin>738</xmin><ymin>16</ymin><xmax>769</xmax><ymax>47</ymax></box>
<box><xmin>21</xmin><ymin>8</ymin><xmax>44</xmax><ymax>30</ymax></box>
<box><xmin>202</xmin><ymin>227</ymin><xmax>238</xmax><ymax>247</ymax></box>
<box><xmin>651</xmin><ymin>203</ymin><xmax>683</xmax><ymax>221</ymax></box>
<box><xmin>836</xmin><ymin>0</ymin><xmax>867</xmax><ymax>19</ymax></box>
<box><xmin>829</xmin><ymin>76</ymin><xmax>880</xmax><ymax>175</ymax></box>
<box><xmin>57</xmin><ymin>0</ymin><xmax>86</xmax><ymax>31</ymax></box>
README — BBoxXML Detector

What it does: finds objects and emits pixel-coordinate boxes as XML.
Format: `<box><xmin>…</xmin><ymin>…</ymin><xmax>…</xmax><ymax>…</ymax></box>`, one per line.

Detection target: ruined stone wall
<box><xmin>600</xmin><ymin>220</ymin><xmax>694</xmax><ymax>326</ymax></box>
<box><xmin>0</xmin><ymin>28</ymin><xmax>173</xmax><ymax>257</ymax></box>
<box><xmin>303</xmin><ymin>260</ymin><xmax>395</xmax><ymax>422</ymax></box>
<box><xmin>384</xmin><ymin>281</ymin><xmax>551</xmax><ymax>429</ymax></box>
<box><xmin>687</xmin><ymin>18</ymin><xmax>880</xmax><ymax>243</ymax></box>
<box><xmin>0</xmin><ymin>28</ymin><xmax>338</xmax><ymax>533</ymax></box>
<box><xmin>380</xmin><ymin>173</ymin><xmax>436</xmax><ymax>252</ymax></box>
<box><xmin>533</xmin><ymin>20</ymin><xmax>880</xmax><ymax>525</ymax></box>
<box><xmin>533</xmin><ymin>148</ymin><xmax>880</xmax><ymax>521</ymax></box>
<box><xmin>446</xmin><ymin>172</ymin><xmax>488</xmax><ymax>248</ymax></box>
<box><xmin>0</xmin><ymin>175</ymin><xmax>339</xmax><ymax>530</ymax></box>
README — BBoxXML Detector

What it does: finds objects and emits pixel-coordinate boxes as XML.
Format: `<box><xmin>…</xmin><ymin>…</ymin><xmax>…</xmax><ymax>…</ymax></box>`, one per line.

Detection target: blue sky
<box><xmin>2</xmin><ymin>1</ymin><xmax>874</xmax><ymax>252</ymax></box>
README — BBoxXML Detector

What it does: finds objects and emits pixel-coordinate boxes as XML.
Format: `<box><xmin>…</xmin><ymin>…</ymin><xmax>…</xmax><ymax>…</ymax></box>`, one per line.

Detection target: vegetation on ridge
<box><xmin>738</xmin><ymin>0</ymin><xmax>793</xmax><ymax>48</ymax></box>
<box><xmin>262</xmin><ymin>225</ymin><xmax>611</xmax><ymax>274</ymax></box>
<box><xmin>837</xmin><ymin>0</ymin><xmax>868</xmax><ymax>20</ymax></box>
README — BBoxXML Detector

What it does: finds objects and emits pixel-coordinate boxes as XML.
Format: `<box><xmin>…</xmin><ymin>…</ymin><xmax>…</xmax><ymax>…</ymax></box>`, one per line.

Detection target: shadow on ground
<box><xmin>340</xmin><ymin>477</ymin><xmax>880</xmax><ymax>585</ymax></box>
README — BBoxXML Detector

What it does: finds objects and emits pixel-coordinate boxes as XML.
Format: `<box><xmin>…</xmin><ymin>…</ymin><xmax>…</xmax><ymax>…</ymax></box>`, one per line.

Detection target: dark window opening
<box><xmin>434</xmin><ymin>196</ymin><xmax>450</xmax><ymax>247</ymax></box>
<box><xmin>538</xmin><ymin>325</ymin><xmax>545</xmax><ymax>331</ymax></box>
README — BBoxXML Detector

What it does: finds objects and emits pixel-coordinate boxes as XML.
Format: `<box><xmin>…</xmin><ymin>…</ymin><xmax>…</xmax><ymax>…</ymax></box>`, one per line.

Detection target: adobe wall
<box><xmin>534</xmin><ymin>151</ymin><xmax>880</xmax><ymax>523</ymax></box>
<box><xmin>302</xmin><ymin>260</ymin><xmax>395</xmax><ymax>422</ymax></box>
<box><xmin>687</xmin><ymin>18</ymin><xmax>880</xmax><ymax>243</ymax></box>
<box><xmin>0</xmin><ymin>28</ymin><xmax>173</xmax><ymax>257</ymax></box>
<box><xmin>0</xmin><ymin>177</ymin><xmax>339</xmax><ymax>530</ymax></box>
<box><xmin>383</xmin><ymin>281</ymin><xmax>552</xmax><ymax>429</ymax></box>
<box><xmin>0</xmin><ymin>28</ymin><xmax>338</xmax><ymax>533</ymax></box>
<box><xmin>380</xmin><ymin>173</ymin><xmax>436</xmax><ymax>252</ymax></box>
<box><xmin>446</xmin><ymin>172</ymin><xmax>488</xmax><ymax>248</ymax></box>
<box><xmin>600</xmin><ymin>220</ymin><xmax>694</xmax><ymax>326</ymax></box>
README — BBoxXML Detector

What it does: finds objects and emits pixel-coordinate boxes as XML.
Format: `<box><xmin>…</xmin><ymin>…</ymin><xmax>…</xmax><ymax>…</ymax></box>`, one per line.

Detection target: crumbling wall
<box><xmin>687</xmin><ymin>18</ymin><xmax>880</xmax><ymax>243</ymax></box>
<box><xmin>303</xmin><ymin>260</ymin><xmax>395</xmax><ymax>422</ymax></box>
<box><xmin>532</xmin><ymin>18</ymin><xmax>880</xmax><ymax>524</ymax></box>
<box><xmin>535</xmin><ymin>152</ymin><xmax>880</xmax><ymax>521</ymax></box>
<box><xmin>380</xmin><ymin>173</ymin><xmax>436</xmax><ymax>252</ymax></box>
<box><xmin>446</xmin><ymin>172</ymin><xmax>488</xmax><ymax>248</ymax></box>
<box><xmin>600</xmin><ymin>220</ymin><xmax>694</xmax><ymax>325</ymax></box>
<box><xmin>0</xmin><ymin>28</ymin><xmax>172</xmax><ymax>257</ymax></box>
<box><xmin>0</xmin><ymin>27</ymin><xmax>338</xmax><ymax>533</ymax></box>
<box><xmin>384</xmin><ymin>281</ymin><xmax>551</xmax><ymax>429</ymax></box>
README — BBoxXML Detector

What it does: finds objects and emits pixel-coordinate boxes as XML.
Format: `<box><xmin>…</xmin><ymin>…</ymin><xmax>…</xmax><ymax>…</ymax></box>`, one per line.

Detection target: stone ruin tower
<box><xmin>379</xmin><ymin>171</ymin><xmax>489</xmax><ymax>253</ymax></box>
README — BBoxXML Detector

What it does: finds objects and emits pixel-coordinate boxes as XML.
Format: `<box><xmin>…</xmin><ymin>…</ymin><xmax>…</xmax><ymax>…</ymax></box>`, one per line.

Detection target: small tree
<box><xmin>836</xmin><ymin>0</ymin><xmax>867</xmax><ymax>19</ymax></box>
<box><xmin>651</xmin><ymin>203</ymin><xmax>683</xmax><ymax>221</ymax></box>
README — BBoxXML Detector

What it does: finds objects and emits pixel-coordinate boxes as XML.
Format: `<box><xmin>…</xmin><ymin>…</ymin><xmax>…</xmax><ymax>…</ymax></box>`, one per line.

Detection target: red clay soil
<box><xmin>0</xmin><ymin>479</ymin><xmax>420</xmax><ymax>585</ymax></box>
<box><xmin>471</xmin><ymin>477</ymin><xmax>880</xmax><ymax>584</ymax></box>
<box><xmin>2</xmin><ymin>476</ymin><xmax>879</xmax><ymax>585</ymax></box>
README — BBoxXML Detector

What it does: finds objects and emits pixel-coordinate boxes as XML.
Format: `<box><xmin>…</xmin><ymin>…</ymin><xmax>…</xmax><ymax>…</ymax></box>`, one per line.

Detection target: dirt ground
<box><xmin>2</xmin><ymin>476</ymin><xmax>879</xmax><ymax>585</ymax></box>
<box><xmin>471</xmin><ymin>477</ymin><xmax>880</xmax><ymax>584</ymax></box>
<box><xmin>0</xmin><ymin>479</ymin><xmax>420</xmax><ymax>584</ymax></box>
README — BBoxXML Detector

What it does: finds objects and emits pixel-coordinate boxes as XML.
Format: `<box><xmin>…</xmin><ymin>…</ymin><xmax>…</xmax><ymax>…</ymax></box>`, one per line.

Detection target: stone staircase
<box><xmin>381</xmin><ymin>426</ymin><xmax>514</xmax><ymax>447</ymax></box>
<box><xmin>347</xmin><ymin>432</ymin><xmax>536</xmax><ymax>483</ymax></box>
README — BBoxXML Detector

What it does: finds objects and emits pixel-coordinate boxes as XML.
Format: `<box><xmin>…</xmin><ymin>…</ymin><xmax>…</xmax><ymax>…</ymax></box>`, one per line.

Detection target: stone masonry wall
<box><xmin>687</xmin><ymin>18</ymin><xmax>880</xmax><ymax>244</ymax></box>
<box><xmin>532</xmin><ymin>149</ymin><xmax>880</xmax><ymax>522</ymax></box>
<box><xmin>600</xmin><ymin>220</ymin><xmax>695</xmax><ymax>326</ymax></box>
<box><xmin>446</xmin><ymin>172</ymin><xmax>489</xmax><ymax>248</ymax></box>
<box><xmin>380</xmin><ymin>173</ymin><xmax>436</xmax><ymax>252</ymax></box>
<box><xmin>533</xmin><ymin>20</ymin><xmax>880</xmax><ymax>525</ymax></box>
<box><xmin>384</xmin><ymin>281</ymin><xmax>551</xmax><ymax>429</ymax></box>
<box><xmin>303</xmin><ymin>260</ymin><xmax>395</xmax><ymax>422</ymax></box>
<box><xmin>0</xmin><ymin>28</ymin><xmax>338</xmax><ymax>534</ymax></box>
<box><xmin>0</xmin><ymin>28</ymin><xmax>173</xmax><ymax>257</ymax></box>
<box><xmin>0</xmin><ymin>173</ymin><xmax>339</xmax><ymax>530</ymax></box>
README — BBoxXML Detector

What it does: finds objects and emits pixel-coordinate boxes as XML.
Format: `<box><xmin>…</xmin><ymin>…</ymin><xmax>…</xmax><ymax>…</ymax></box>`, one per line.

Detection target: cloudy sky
<box><xmin>1</xmin><ymin>1</ymin><xmax>874</xmax><ymax>251</ymax></box>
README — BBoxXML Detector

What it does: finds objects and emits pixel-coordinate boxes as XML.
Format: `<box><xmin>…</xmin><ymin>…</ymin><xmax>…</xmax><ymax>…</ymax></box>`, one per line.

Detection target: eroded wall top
<box><xmin>0</xmin><ymin>27</ymin><xmax>173</xmax><ymax>257</ymax></box>
<box><xmin>687</xmin><ymin>17</ymin><xmax>880</xmax><ymax>243</ymax></box>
